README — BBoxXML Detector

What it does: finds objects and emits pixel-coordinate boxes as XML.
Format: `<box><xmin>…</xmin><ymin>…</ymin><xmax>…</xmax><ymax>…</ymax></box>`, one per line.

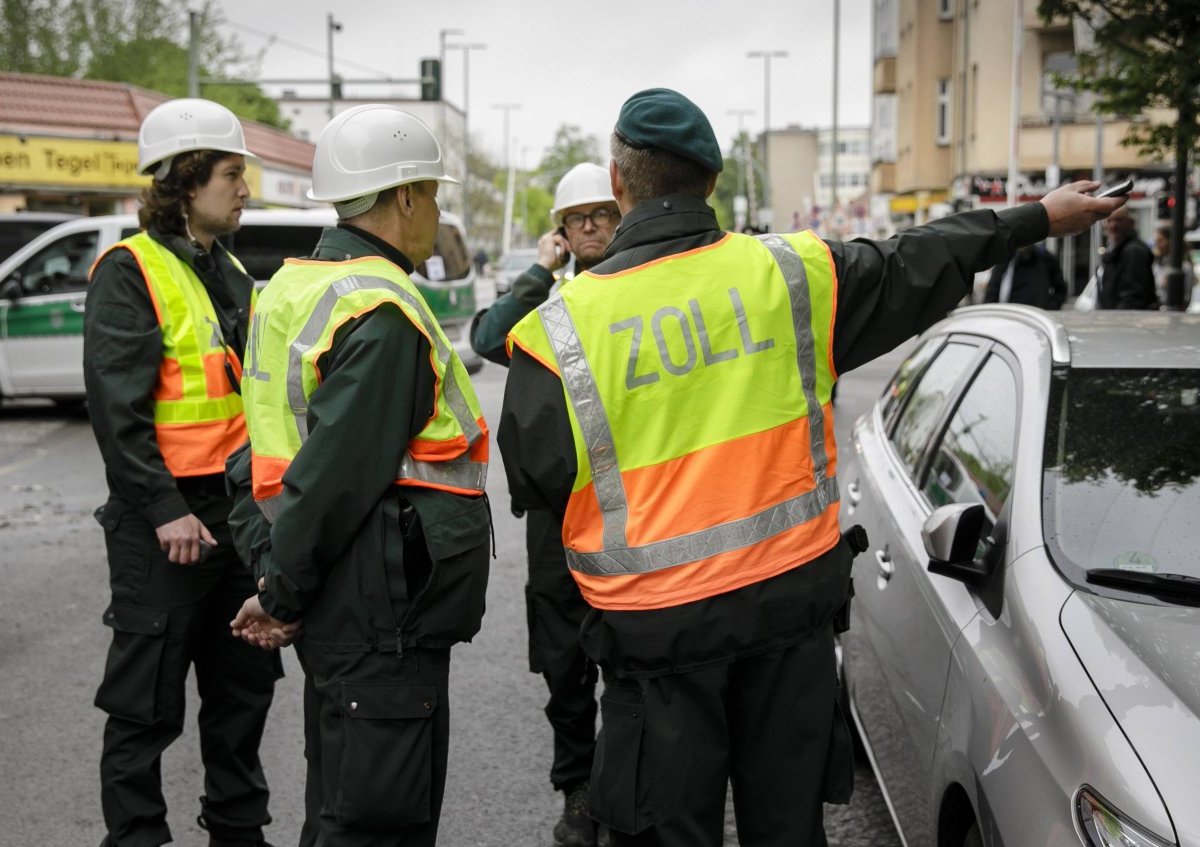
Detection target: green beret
<box><xmin>614</xmin><ymin>88</ymin><xmax>724</xmax><ymax>174</ymax></box>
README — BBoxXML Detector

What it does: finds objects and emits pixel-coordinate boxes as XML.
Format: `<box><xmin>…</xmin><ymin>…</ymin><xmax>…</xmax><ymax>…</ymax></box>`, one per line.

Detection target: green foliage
<box><xmin>711</xmin><ymin>133</ymin><xmax>764</xmax><ymax>232</ymax></box>
<box><xmin>538</xmin><ymin>125</ymin><xmax>602</xmax><ymax>184</ymax></box>
<box><xmin>518</xmin><ymin>182</ymin><xmax>554</xmax><ymax>240</ymax></box>
<box><xmin>1036</xmin><ymin>0</ymin><xmax>1200</xmax><ymax>159</ymax></box>
<box><xmin>0</xmin><ymin>0</ymin><xmax>288</xmax><ymax>129</ymax></box>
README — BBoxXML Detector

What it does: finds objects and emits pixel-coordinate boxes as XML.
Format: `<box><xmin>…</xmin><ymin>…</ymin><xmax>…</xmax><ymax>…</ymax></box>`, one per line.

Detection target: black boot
<box><xmin>197</xmin><ymin>814</ymin><xmax>275</xmax><ymax>847</ymax></box>
<box><xmin>553</xmin><ymin>781</ymin><xmax>597</xmax><ymax>847</ymax></box>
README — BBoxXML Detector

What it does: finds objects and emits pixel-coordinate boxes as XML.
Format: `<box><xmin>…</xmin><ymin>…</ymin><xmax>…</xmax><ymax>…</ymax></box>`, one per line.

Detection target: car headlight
<box><xmin>1076</xmin><ymin>787</ymin><xmax>1175</xmax><ymax>847</ymax></box>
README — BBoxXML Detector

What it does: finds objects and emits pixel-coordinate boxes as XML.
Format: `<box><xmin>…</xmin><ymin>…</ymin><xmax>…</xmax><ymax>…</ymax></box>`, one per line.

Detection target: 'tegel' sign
<box><xmin>0</xmin><ymin>135</ymin><xmax>147</xmax><ymax>187</ymax></box>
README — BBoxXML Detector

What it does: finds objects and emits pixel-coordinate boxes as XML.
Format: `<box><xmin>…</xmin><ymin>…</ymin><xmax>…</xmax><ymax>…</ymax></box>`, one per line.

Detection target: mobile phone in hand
<box><xmin>1095</xmin><ymin>179</ymin><xmax>1133</xmax><ymax>199</ymax></box>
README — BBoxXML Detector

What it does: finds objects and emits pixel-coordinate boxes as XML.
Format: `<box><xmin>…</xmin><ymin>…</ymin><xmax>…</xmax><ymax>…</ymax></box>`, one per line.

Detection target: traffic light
<box><xmin>1158</xmin><ymin>193</ymin><xmax>1174</xmax><ymax>220</ymax></box>
<box><xmin>421</xmin><ymin>59</ymin><xmax>441</xmax><ymax>102</ymax></box>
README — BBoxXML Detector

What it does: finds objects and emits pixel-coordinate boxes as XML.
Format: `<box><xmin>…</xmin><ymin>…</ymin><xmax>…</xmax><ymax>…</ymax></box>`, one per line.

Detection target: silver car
<box><xmin>840</xmin><ymin>305</ymin><xmax>1200</xmax><ymax>847</ymax></box>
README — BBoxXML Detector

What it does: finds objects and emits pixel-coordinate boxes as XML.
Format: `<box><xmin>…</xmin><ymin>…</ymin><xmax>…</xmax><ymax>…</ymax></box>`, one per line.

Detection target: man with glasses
<box><xmin>471</xmin><ymin>162</ymin><xmax>619</xmax><ymax>847</ymax></box>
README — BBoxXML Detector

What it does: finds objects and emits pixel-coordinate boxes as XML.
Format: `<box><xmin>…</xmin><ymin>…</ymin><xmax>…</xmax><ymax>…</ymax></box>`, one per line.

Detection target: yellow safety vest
<box><xmin>93</xmin><ymin>232</ymin><xmax>253</xmax><ymax>477</ymax></box>
<box><xmin>509</xmin><ymin>231</ymin><xmax>840</xmax><ymax>611</ymax></box>
<box><xmin>242</xmin><ymin>255</ymin><xmax>488</xmax><ymax>522</ymax></box>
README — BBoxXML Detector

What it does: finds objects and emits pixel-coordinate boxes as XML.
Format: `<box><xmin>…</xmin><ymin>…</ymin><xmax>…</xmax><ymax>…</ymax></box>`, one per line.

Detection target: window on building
<box><xmin>936</xmin><ymin>78</ymin><xmax>952</xmax><ymax>146</ymax></box>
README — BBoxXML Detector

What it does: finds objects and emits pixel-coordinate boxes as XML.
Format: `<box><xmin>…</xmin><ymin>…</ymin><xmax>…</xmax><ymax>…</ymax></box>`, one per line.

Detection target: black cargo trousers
<box><xmin>524</xmin><ymin>507</ymin><xmax>599</xmax><ymax>792</ymax></box>
<box><xmin>95</xmin><ymin>475</ymin><xmax>283</xmax><ymax>847</ymax></box>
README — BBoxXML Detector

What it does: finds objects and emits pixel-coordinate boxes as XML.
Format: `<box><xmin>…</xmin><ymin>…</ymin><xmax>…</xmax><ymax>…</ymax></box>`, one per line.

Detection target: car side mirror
<box><xmin>923</xmin><ymin>503</ymin><xmax>990</xmax><ymax>585</ymax></box>
<box><xmin>0</xmin><ymin>275</ymin><xmax>21</xmax><ymax>302</ymax></box>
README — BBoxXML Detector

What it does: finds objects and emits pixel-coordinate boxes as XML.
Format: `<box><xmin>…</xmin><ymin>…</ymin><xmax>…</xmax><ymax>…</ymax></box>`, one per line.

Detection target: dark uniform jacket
<box><xmin>231</xmin><ymin>225</ymin><xmax>491</xmax><ymax>654</ymax></box>
<box><xmin>1099</xmin><ymin>232</ymin><xmax>1156</xmax><ymax>309</ymax></box>
<box><xmin>85</xmin><ymin>227</ymin><xmax>252</xmax><ymax>521</ymax></box>
<box><xmin>498</xmin><ymin>194</ymin><xmax>1048</xmax><ymax>679</ymax></box>
<box><xmin>984</xmin><ymin>245</ymin><xmax>1067</xmax><ymax>309</ymax></box>
<box><xmin>470</xmin><ymin>262</ymin><xmax>556</xmax><ymax>365</ymax></box>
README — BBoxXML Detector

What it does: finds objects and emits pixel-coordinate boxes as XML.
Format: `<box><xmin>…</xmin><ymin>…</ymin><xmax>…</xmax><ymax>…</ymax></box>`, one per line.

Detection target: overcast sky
<box><xmin>213</xmin><ymin>0</ymin><xmax>873</xmax><ymax>167</ymax></box>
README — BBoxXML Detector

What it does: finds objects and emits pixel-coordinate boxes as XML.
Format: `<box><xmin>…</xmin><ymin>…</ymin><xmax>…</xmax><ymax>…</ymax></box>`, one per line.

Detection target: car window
<box><xmin>417</xmin><ymin>223</ymin><xmax>471</xmax><ymax>282</ymax></box>
<box><xmin>224</xmin><ymin>225</ymin><xmax>324</xmax><ymax>282</ymax></box>
<box><xmin>0</xmin><ymin>219</ymin><xmax>72</xmax><ymax>264</ymax></box>
<box><xmin>890</xmin><ymin>341</ymin><xmax>979</xmax><ymax>478</ymax></box>
<box><xmin>13</xmin><ymin>230</ymin><xmax>98</xmax><ymax>295</ymax></box>
<box><xmin>922</xmin><ymin>354</ymin><xmax>1017</xmax><ymax>521</ymax></box>
<box><xmin>1044</xmin><ymin>367</ymin><xmax>1200</xmax><ymax>581</ymax></box>
<box><xmin>880</xmin><ymin>337</ymin><xmax>944</xmax><ymax>431</ymax></box>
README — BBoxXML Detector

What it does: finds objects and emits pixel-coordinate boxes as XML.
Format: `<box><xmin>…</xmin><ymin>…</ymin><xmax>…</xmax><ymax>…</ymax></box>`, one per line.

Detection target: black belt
<box><xmin>175</xmin><ymin>473</ymin><xmax>229</xmax><ymax>497</ymax></box>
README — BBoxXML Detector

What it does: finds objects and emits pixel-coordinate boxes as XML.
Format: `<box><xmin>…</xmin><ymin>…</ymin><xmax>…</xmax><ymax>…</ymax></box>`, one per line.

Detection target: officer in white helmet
<box><xmin>85</xmin><ymin>98</ymin><xmax>281</xmax><ymax>847</ymax></box>
<box><xmin>469</xmin><ymin>161</ymin><xmax>619</xmax><ymax>847</ymax></box>
<box><xmin>228</xmin><ymin>104</ymin><xmax>492</xmax><ymax>847</ymax></box>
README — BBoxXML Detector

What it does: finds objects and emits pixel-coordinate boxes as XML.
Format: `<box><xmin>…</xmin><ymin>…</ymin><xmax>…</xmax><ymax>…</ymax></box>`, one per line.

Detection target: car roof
<box><xmin>943</xmin><ymin>304</ymin><xmax>1200</xmax><ymax>369</ymax></box>
<box><xmin>0</xmin><ymin>211</ymin><xmax>79</xmax><ymax>222</ymax></box>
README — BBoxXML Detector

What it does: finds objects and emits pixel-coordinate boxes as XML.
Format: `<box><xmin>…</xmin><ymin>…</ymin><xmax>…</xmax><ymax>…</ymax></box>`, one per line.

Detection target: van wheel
<box><xmin>54</xmin><ymin>398</ymin><xmax>87</xmax><ymax>416</ymax></box>
<box><xmin>962</xmin><ymin>822</ymin><xmax>982</xmax><ymax>847</ymax></box>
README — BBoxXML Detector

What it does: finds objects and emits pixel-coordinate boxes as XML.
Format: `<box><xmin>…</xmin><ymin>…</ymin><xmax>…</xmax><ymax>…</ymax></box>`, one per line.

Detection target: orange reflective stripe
<box><xmin>583</xmin><ymin>234</ymin><xmax>732</xmax><ymax>281</ymax></box>
<box><xmin>396</xmin><ymin>479</ymin><xmax>488</xmax><ymax>496</ymax></box>
<box><xmin>410</xmin><ymin>417</ymin><xmax>489</xmax><ymax>461</ymax></box>
<box><xmin>507</xmin><ymin>333</ymin><xmax>562</xmax><ymax>373</ymax></box>
<box><xmin>155</xmin><ymin>358</ymin><xmax>184</xmax><ymax>401</ymax></box>
<box><xmin>250</xmin><ymin>453</ymin><xmax>291</xmax><ymax>502</ymax></box>
<box><xmin>814</xmin><ymin>235</ymin><xmax>840</xmax><ymax>381</ymax></box>
<box><xmin>570</xmin><ymin>505</ymin><xmax>842</xmax><ymax>610</ymax></box>
<box><xmin>203</xmin><ymin>352</ymin><xmax>235</xmax><ymax>398</ymax></box>
<box><xmin>563</xmin><ymin>416</ymin><xmax>823</xmax><ymax>552</ymax></box>
<box><xmin>156</xmin><ymin>417</ymin><xmax>247</xmax><ymax>477</ymax></box>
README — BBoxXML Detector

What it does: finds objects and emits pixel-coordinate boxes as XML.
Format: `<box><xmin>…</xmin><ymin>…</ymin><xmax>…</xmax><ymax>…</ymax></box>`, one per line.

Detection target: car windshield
<box><xmin>1043</xmin><ymin>368</ymin><xmax>1200</xmax><ymax>587</ymax></box>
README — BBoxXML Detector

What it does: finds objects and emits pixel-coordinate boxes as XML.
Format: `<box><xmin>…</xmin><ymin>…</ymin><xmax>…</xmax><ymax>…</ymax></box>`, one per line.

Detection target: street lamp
<box><xmin>437</xmin><ymin>29</ymin><xmax>464</xmax><ymax>145</ymax></box>
<box><xmin>494</xmin><ymin>103</ymin><xmax>521</xmax><ymax>255</ymax></box>
<box><xmin>326</xmin><ymin>13</ymin><xmax>343</xmax><ymax>120</ymax></box>
<box><xmin>445</xmin><ymin>41</ymin><xmax>486</xmax><ymax>233</ymax></box>
<box><xmin>747</xmin><ymin>49</ymin><xmax>787</xmax><ymax>228</ymax></box>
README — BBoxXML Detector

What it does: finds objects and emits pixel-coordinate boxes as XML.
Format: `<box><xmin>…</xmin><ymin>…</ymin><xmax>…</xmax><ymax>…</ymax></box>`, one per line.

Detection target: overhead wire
<box><xmin>222</xmin><ymin>18</ymin><xmax>395</xmax><ymax>79</ymax></box>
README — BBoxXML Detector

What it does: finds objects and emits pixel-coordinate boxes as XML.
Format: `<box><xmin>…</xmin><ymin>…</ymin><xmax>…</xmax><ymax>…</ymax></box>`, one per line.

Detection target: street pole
<box><xmin>747</xmin><ymin>49</ymin><xmax>787</xmax><ymax>229</ymax></box>
<box><xmin>1006</xmin><ymin>0</ymin><xmax>1023</xmax><ymax>209</ymax></box>
<box><xmin>727</xmin><ymin>109</ymin><xmax>754</xmax><ymax>231</ymax></box>
<box><xmin>326</xmin><ymin>13</ymin><xmax>342</xmax><ymax>120</ymax></box>
<box><xmin>832</xmin><ymin>0</ymin><xmax>840</xmax><ymax>213</ymax></box>
<box><xmin>494</xmin><ymin>103</ymin><xmax>521</xmax><ymax>256</ymax></box>
<box><xmin>188</xmin><ymin>11</ymin><xmax>200</xmax><ymax>98</ymax></box>
<box><xmin>447</xmin><ymin>42</ymin><xmax>486</xmax><ymax>235</ymax></box>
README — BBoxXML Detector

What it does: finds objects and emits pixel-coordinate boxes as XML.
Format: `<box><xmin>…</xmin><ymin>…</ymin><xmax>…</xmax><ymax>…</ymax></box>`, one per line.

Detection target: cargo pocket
<box><xmin>821</xmin><ymin>695</ymin><xmax>855</xmax><ymax>804</ymax></box>
<box><xmin>335</xmin><ymin>683</ymin><xmax>438</xmax><ymax>830</ymax></box>
<box><xmin>94</xmin><ymin>602</ymin><xmax>169</xmax><ymax>725</ymax></box>
<box><xmin>591</xmin><ymin>694</ymin><xmax>651</xmax><ymax>834</ymax></box>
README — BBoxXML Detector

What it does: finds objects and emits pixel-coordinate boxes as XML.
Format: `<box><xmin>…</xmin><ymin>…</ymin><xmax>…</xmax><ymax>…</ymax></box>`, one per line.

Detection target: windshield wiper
<box><xmin>1086</xmin><ymin>569</ymin><xmax>1200</xmax><ymax>606</ymax></box>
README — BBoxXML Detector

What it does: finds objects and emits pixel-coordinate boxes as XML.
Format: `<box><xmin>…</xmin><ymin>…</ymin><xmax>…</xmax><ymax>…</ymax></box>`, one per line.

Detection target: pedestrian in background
<box><xmin>1153</xmin><ymin>222</ymin><xmax>1195</xmax><ymax>310</ymax></box>
<box><xmin>472</xmin><ymin>161</ymin><xmax>621</xmax><ymax>847</ymax></box>
<box><xmin>984</xmin><ymin>243</ymin><xmax>1067</xmax><ymax>309</ymax></box>
<box><xmin>1098</xmin><ymin>205</ymin><xmax>1156</xmax><ymax>309</ymax></box>
<box><xmin>84</xmin><ymin>98</ymin><xmax>281</xmax><ymax>847</ymax></box>
<box><xmin>229</xmin><ymin>104</ymin><xmax>491</xmax><ymax>847</ymax></box>
<box><xmin>499</xmin><ymin>87</ymin><xmax>1125</xmax><ymax>847</ymax></box>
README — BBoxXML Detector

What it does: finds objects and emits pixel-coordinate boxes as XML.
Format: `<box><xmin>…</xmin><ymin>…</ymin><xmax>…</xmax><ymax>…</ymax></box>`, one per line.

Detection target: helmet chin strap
<box><xmin>154</xmin><ymin>157</ymin><xmax>173</xmax><ymax>181</ymax></box>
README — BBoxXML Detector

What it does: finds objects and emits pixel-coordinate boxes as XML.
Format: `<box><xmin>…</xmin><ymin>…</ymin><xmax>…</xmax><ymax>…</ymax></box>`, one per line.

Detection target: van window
<box><xmin>224</xmin><ymin>225</ymin><xmax>324</xmax><ymax>282</ymax></box>
<box><xmin>0</xmin><ymin>219</ymin><xmax>73</xmax><ymax>264</ymax></box>
<box><xmin>417</xmin><ymin>223</ymin><xmax>471</xmax><ymax>282</ymax></box>
<box><xmin>13</xmin><ymin>230</ymin><xmax>98</xmax><ymax>295</ymax></box>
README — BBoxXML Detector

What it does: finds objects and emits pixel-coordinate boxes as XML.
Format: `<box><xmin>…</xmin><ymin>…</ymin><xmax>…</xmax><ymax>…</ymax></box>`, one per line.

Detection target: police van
<box><xmin>0</xmin><ymin>208</ymin><xmax>482</xmax><ymax>404</ymax></box>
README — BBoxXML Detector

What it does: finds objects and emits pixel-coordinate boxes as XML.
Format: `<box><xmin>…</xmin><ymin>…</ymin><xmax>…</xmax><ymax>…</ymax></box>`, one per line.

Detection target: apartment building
<box><xmin>765</xmin><ymin>125</ymin><xmax>871</xmax><ymax>235</ymax></box>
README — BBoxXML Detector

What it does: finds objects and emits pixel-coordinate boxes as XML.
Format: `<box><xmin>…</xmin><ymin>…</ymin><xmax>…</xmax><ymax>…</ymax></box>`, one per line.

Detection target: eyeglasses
<box><xmin>562</xmin><ymin>207</ymin><xmax>620</xmax><ymax>231</ymax></box>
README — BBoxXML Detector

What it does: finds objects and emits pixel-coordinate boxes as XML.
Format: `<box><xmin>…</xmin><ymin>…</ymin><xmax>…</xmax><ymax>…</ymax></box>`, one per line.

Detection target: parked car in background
<box><xmin>0</xmin><ymin>212</ymin><xmax>79</xmax><ymax>263</ymax></box>
<box><xmin>0</xmin><ymin>209</ymin><xmax>480</xmax><ymax>404</ymax></box>
<box><xmin>492</xmin><ymin>247</ymin><xmax>539</xmax><ymax>295</ymax></box>
<box><xmin>840</xmin><ymin>305</ymin><xmax>1200</xmax><ymax>847</ymax></box>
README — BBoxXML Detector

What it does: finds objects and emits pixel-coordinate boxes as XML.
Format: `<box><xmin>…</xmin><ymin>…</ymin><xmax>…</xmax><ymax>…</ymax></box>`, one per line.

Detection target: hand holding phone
<box><xmin>1095</xmin><ymin>179</ymin><xmax>1133</xmax><ymax>199</ymax></box>
<box><xmin>537</xmin><ymin>228</ymin><xmax>570</xmax><ymax>272</ymax></box>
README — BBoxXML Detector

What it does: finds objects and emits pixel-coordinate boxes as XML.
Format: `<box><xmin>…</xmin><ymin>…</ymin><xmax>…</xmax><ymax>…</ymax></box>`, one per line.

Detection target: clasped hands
<box><xmin>230</xmin><ymin>578</ymin><xmax>302</xmax><ymax>650</ymax></box>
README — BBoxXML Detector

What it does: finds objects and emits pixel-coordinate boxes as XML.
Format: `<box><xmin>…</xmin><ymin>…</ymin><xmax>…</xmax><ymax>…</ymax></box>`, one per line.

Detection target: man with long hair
<box><xmin>85</xmin><ymin>98</ymin><xmax>281</xmax><ymax>847</ymax></box>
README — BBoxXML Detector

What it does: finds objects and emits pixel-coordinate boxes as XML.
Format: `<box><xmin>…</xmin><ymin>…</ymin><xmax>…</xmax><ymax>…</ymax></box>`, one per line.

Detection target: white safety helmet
<box><xmin>308</xmin><ymin>104</ymin><xmax>459</xmax><ymax>218</ymax></box>
<box><xmin>551</xmin><ymin>162</ymin><xmax>615</xmax><ymax>220</ymax></box>
<box><xmin>138</xmin><ymin>98</ymin><xmax>257</xmax><ymax>180</ymax></box>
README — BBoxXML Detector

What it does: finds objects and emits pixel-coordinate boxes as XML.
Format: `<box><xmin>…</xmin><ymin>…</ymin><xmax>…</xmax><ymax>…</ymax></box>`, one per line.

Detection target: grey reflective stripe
<box><xmin>755</xmin><ymin>234</ymin><xmax>831</xmax><ymax>495</ymax></box>
<box><xmin>544</xmin><ymin>235</ymin><xmax>837</xmax><ymax>576</ymax></box>
<box><xmin>257</xmin><ymin>495</ymin><xmax>282</xmax><ymax>524</ymax></box>
<box><xmin>398</xmin><ymin>451</ymin><xmax>488</xmax><ymax>492</ymax></box>
<box><xmin>539</xmin><ymin>296</ymin><xmax>630</xmax><ymax>550</ymax></box>
<box><xmin>567</xmin><ymin>476</ymin><xmax>840</xmax><ymax>575</ymax></box>
<box><xmin>285</xmin><ymin>273</ymin><xmax>483</xmax><ymax>449</ymax></box>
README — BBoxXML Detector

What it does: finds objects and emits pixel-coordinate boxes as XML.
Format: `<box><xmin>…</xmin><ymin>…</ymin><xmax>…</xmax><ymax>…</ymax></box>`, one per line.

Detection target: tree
<box><xmin>0</xmin><ymin>0</ymin><xmax>288</xmax><ymax>129</ymax></box>
<box><xmin>538</xmin><ymin>125</ymin><xmax>602</xmax><ymax>184</ymax></box>
<box><xmin>711</xmin><ymin>132</ymin><xmax>765</xmax><ymax>232</ymax></box>
<box><xmin>1037</xmin><ymin>0</ymin><xmax>1200</xmax><ymax>308</ymax></box>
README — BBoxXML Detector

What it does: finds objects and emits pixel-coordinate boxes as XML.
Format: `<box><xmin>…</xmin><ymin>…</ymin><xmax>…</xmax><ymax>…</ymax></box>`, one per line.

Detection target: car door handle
<box><xmin>875</xmin><ymin>548</ymin><xmax>894</xmax><ymax>581</ymax></box>
<box><xmin>846</xmin><ymin>481</ymin><xmax>862</xmax><ymax>504</ymax></box>
<box><xmin>69</xmin><ymin>302</ymin><xmax>86</xmax><ymax>313</ymax></box>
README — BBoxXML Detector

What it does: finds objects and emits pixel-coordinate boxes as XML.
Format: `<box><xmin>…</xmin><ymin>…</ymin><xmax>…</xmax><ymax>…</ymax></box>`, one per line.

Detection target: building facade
<box><xmin>0</xmin><ymin>73</ymin><xmax>317</xmax><ymax>215</ymax></box>
<box><xmin>765</xmin><ymin>125</ymin><xmax>872</xmax><ymax>237</ymax></box>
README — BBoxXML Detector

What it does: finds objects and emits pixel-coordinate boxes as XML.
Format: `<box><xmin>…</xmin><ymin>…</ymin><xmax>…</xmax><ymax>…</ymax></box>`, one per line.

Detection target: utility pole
<box><xmin>494</xmin><ymin>103</ymin><xmax>521</xmax><ymax>256</ymax></box>
<box><xmin>1006</xmin><ymin>0</ymin><xmax>1023</xmax><ymax>209</ymax></box>
<box><xmin>188</xmin><ymin>11</ymin><xmax>200</xmax><ymax>98</ymax></box>
<box><xmin>727</xmin><ymin>108</ymin><xmax>754</xmax><ymax>231</ymax></box>
<box><xmin>438</xmin><ymin>29</ymin><xmax>463</xmax><ymax>153</ymax></box>
<box><xmin>831</xmin><ymin>0</ymin><xmax>840</xmax><ymax>213</ymax></box>
<box><xmin>747</xmin><ymin>49</ymin><xmax>787</xmax><ymax>229</ymax></box>
<box><xmin>446</xmin><ymin>42</ymin><xmax>486</xmax><ymax>234</ymax></box>
<box><xmin>327</xmin><ymin>13</ymin><xmax>343</xmax><ymax>120</ymax></box>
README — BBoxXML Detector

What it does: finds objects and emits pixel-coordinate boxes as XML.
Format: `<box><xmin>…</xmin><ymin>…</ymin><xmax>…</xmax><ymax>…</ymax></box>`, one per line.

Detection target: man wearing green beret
<box><xmin>498</xmin><ymin>87</ymin><xmax>1125</xmax><ymax>846</ymax></box>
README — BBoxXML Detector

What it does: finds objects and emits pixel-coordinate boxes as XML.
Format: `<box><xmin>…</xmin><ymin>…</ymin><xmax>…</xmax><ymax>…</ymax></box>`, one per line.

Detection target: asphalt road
<box><xmin>0</xmin><ymin>311</ymin><xmax>906</xmax><ymax>846</ymax></box>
